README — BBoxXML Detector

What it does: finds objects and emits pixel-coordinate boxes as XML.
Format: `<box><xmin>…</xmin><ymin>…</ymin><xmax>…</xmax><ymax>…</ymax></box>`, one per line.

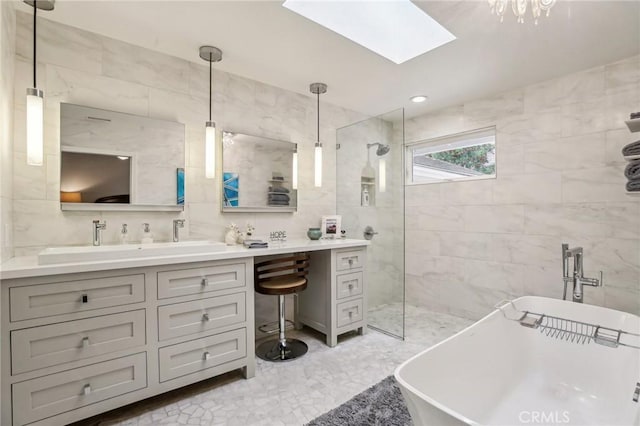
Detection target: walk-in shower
<box><xmin>336</xmin><ymin>109</ymin><xmax>405</xmax><ymax>339</ymax></box>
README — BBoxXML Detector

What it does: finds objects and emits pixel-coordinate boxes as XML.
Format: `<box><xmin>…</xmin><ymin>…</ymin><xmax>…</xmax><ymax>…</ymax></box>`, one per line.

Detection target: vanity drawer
<box><xmin>159</xmin><ymin>328</ymin><xmax>246</xmax><ymax>382</ymax></box>
<box><xmin>11</xmin><ymin>310</ymin><xmax>146</xmax><ymax>375</ymax></box>
<box><xmin>157</xmin><ymin>263</ymin><xmax>246</xmax><ymax>299</ymax></box>
<box><xmin>10</xmin><ymin>274</ymin><xmax>145</xmax><ymax>321</ymax></box>
<box><xmin>336</xmin><ymin>299</ymin><xmax>364</xmax><ymax>328</ymax></box>
<box><xmin>12</xmin><ymin>352</ymin><xmax>147</xmax><ymax>426</ymax></box>
<box><xmin>158</xmin><ymin>293</ymin><xmax>245</xmax><ymax>341</ymax></box>
<box><xmin>336</xmin><ymin>272</ymin><xmax>363</xmax><ymax>300</ymax></box>
<box><xmin>336</xmin><ymin>249</ymin><xmax>365</xmax><ymax>271</ymax></box>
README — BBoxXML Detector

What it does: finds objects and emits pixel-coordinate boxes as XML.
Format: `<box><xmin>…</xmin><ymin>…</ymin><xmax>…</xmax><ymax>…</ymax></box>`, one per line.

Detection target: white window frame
<box><xmin>405</xmin><ymin>126</ymin><xmax>497</xmax><ymax>186</ymax></box>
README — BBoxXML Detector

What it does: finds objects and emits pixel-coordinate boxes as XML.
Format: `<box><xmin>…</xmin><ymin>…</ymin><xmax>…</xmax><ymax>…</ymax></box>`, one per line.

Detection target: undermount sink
<box><xmin>37</xmin><ymin>240</ymin><xmax>227</xmax><ymax>265</ymax></box>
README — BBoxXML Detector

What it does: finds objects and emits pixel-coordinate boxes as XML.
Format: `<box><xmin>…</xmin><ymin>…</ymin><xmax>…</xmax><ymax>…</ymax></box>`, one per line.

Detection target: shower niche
<box><xmin>360</xmin><ymin>170</ymin><xmax>376</xmax><ymax>207</ymax></box>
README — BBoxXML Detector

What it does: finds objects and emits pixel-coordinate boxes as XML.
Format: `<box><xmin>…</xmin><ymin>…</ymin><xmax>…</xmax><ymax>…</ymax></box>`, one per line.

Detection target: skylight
<box><xmin>282</xmin><ymin>0</ymin><xmax>456</xmax><ymax>64</ymax></box>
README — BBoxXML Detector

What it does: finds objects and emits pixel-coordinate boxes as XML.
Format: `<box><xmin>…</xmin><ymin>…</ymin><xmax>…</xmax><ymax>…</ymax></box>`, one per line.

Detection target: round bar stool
<box><xmin>255</xmin><ymin>253</ymin><xmax>309</xmax><ymax>362</ymax></box>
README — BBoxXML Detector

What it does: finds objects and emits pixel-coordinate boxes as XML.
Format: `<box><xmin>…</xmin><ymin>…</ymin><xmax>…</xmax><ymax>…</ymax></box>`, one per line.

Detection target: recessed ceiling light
<box><xmin>117</xmin><ymin>156</ymin><xmax>129</xmax><ymax>160</ymax></box>
<box><xmin>282</xmin><ymin>0</ymin><xmax>456</xmax><ymax>65</ymax></box>
<box><xmin>410</xmin><ymin>95</ymin><xmax>428</xmax><ymax>103</ymax></box>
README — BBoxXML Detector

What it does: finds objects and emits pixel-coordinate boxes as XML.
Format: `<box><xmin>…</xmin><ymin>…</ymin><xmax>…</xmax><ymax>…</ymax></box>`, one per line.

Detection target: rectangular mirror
<box><xmin>221</xmin><ymin>131</ymin><xmax>297</xmax><ymax>212</ymax></box>
<box><xmin>60</xmin><ymin>103</ymin><xmax>185</xmax><ymax>211</ymax></box>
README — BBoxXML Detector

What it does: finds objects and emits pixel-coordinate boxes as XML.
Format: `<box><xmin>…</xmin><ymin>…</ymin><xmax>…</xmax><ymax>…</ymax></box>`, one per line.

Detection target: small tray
<box><xmin>625</xmin><ymin>118</ymin><xmax>640</xmax><ymax>133</ymax></box>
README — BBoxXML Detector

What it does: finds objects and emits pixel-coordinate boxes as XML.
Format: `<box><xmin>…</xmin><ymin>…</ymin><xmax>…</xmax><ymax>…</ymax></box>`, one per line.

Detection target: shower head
<box><xmin>367</xmin><ymin>143</ymin><xmax>390</xmax><ymax>156</ymax></box>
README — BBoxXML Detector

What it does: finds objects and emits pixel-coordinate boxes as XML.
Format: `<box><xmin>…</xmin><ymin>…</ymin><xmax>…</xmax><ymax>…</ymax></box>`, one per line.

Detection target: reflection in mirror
<box><xmin>221</xmin><ymin>131</ymin><xmax>297</xmax><ymax>212</ymax></box>
<box><xmin>61</xmin><ymin>150</ymin><xmax>131</xmax><ymax>203</ymax></box>
<box><xmin>59</xmin><ymin>103</ymin><xmax>185</xmax><ymax>211</ymax></box>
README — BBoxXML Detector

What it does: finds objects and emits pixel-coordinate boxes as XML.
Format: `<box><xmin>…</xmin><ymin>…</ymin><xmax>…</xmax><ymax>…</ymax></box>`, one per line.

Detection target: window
<box><xmin>406</xmin><ymin>127</ymin><xmax>496</xmax><ymax>184</ymax></box>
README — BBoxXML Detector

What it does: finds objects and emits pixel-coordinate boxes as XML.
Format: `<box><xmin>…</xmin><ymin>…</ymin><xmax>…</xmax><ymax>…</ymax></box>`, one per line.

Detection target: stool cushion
<box><xmin>256</xmin><ymin>276</ymin><xmax>307</xmax><ymax>295</ymax></box>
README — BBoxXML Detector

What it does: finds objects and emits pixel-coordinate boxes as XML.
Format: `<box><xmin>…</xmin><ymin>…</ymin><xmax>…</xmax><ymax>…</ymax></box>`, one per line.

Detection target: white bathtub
<box><xmin>395</xmin><ymin>296</ymin><xmax>640</xmax><ymax>426</ymax></box>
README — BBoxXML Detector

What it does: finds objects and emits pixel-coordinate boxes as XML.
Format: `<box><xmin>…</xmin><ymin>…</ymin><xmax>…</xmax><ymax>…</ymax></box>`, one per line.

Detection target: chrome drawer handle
<box><xmin>201</xmin><ymin>278</ymin><xmax>209</xmax><ymax>287</ymax></box>
<box><xmin>83</xmin><ymin>384</ymin><xmax>91</xmax><ymax>395</ymax></box>
<box><xmin>348</xmin><ymin>259</ymin><xmax>354</xmax><ymax>266</ymax></box>
<box><xmin>348</xmin><ymin>283</ymin><xmax>354</xmax><ymax>290</ymax></box>
<box><xmin>203</xmin><ymin>351</ymin><xmax>211</xmax><ymax>361</ymax></box>
<box><xmin>202</xmin><ymin>313</ymin><xmax>210</xmax><ymax>322</ymax></box>
<box><xmin>348</xmin><ymin>311</ymin><xmax>353</xmax><ymax>317</ymax></box>
<box><xmin>82</xmin><ymin>336</ymin><xmax>90</xmax><ymax>348</ymax></box>
<box><xmin>81</xmin><ymin>294</ymin><xmax>88</xmax><ymax>303</ymax></box>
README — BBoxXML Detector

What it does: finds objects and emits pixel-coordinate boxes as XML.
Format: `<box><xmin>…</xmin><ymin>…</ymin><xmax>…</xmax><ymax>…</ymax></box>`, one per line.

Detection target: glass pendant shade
<box><xmin>292</xmin><ymin>148</ymin><xmax>298</xmax><ymax>190</ymax></box>
<box><xmin>205</xmin><ymin>121</ymin><xmax>216</xmax><ymax>179</ymax></box>
<box><xmin>314</xmin><ymin>143</ymin><xmax>322</xmax><ymax>187</ymax></box>
<box><xmin>378</xmin><ymin>158</ymin><xmax>386</xmax><ymax>193</ymax></box>
<box><xmin>26</xmin><ymin>88</ymin><xmax>44</xmax><ymax>166</ymax></box>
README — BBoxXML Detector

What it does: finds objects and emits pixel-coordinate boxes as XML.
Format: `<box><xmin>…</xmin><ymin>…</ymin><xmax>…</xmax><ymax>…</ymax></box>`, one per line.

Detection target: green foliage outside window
<box><xmin>427</xmin><ymin>144</ymin><xmax>495</xmax><ymax>174</ymax></box>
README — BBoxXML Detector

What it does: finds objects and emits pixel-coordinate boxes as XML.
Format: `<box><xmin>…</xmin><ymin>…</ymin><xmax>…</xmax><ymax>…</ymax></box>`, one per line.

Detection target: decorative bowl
<box><xmin>307</xmin><ymin>227</ymin><xmax>322</xmax><ymax>240</ymax></box>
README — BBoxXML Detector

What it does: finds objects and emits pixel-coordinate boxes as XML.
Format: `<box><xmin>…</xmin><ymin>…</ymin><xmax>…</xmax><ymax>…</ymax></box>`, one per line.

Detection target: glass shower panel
<box><xmin>336</xmin><ymin>109</ymin><xmax>405</xmax><ymax>339</ymax></box>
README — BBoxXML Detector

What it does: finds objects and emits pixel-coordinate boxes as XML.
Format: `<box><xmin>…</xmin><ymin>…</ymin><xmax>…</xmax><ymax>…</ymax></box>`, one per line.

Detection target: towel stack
<box><xmin>268</xmin><ymin>172</ymin><xmax>290</xmax><ymax>206</ymax></box>
<box><xmin>243</xmin><ymin>239</ymin><xmax>268</xmax><ymax>249</ymax></box>
<box><xmin>623</xmin><ymin>134</ymin><xmax>640</xmax><ymax>192</ymax></box>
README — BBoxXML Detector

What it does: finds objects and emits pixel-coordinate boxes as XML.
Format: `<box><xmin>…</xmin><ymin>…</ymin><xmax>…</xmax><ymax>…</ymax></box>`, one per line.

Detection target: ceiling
<box><xmin>21</xmin><ymin>0</ymin><xmax>640</xmax><ymax>118</ymax></box>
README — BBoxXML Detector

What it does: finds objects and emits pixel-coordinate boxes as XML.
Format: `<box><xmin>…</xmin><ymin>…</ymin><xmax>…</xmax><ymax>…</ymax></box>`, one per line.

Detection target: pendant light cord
<box><xmin>209</xmin><ymin>52</ymin><xmax>212</xmax><ymax>121</ymax></box>
<box><xmin>33</xmin><ymin>0</ymin><xmax>37</xmax><ymax>88</ymax></box>
<box><xmin>316</xmin><ymin>92</ymin><xmax>320</xmax><ymax>143</ymax></box>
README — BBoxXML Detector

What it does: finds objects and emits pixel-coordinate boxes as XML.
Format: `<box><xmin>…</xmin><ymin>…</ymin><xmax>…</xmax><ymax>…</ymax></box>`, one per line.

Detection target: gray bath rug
<box><xmin>307</xmin><ymin>376</ymin><xmax>412</xmax><ymax>426</ymax></box>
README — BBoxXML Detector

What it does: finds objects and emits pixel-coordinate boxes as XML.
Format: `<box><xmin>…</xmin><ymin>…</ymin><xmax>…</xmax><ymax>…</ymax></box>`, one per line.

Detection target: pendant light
<box><xmin>199</xmin><ymin>46</ymin><xmax>222</xmax><ymax>179</ymax></box>
<box><xmin>24</xmin><ymin>0</ymin><xmax>54</xmax><ymax>166</ymax></box>
<box><xmin>310</xmin><ymin>82</ymin><xmax>327</xmax><ymax>188</ymax></box>
<box><xmin>292</xmin><ymin>144</ymin><xmax>298</xmax><ymax>190</ymax></box>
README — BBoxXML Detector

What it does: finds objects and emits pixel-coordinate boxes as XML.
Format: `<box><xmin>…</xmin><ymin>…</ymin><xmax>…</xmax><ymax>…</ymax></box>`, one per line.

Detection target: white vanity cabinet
<box><xmin>297</xmin><ymin>248</ymin><xmax>367</xmax><ymax>347</ymax></box>
<box><xmin>1</xmin><ymin>259</ymin><xmax>255</xmax><ymax>426</ymax></box>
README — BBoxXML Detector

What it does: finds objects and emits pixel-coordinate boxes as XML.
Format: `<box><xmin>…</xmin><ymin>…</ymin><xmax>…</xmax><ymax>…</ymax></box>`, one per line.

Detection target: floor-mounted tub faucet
<box><xmin>92</xmin><ymin>220</ymin><xmax>107</xmax><ymax>246</ymax></box>
<box><xmin>562</xmin><ymin>243</ymin><xmax>602</xmax><ymax>303</ymax></box>
<box><xmin>173</xmin><ymin>219</ymin><xmax>185</xmax><ymax>242</ymax></box>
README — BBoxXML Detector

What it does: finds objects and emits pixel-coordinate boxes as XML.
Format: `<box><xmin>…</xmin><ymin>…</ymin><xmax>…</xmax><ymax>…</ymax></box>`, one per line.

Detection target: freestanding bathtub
<box><xmin>395</xmin><ymin>296</ymin><xmax>640</xmax><ymax>425</ymax></box>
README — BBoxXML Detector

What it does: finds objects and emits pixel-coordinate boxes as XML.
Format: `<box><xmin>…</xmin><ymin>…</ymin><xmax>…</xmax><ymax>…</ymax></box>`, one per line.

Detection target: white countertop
<box><xmin>0</xmin><ymin>239</ymin><xmax>370</xmax><ymax>280</ymax></box>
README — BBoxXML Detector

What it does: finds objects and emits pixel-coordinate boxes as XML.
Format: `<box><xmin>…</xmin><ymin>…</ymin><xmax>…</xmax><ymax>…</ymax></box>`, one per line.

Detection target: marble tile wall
<box><xmin>405</xmin><ymin>55</ymin><xmax>640</xmax><ymax>319</ymax></box>
<box><xmin>10</xmin><ymin>11</ymin><xmax>364</xmax><ymax>255</ymax></box>
<box><xmin>9</xmin><ymin>11</ymin><xmax>365</xmax><ymax>332</ymax></box>
<box><xmin>0</xmin><ymin>0</ymin><xmax>15</xmax><ymax>262</ymax></box>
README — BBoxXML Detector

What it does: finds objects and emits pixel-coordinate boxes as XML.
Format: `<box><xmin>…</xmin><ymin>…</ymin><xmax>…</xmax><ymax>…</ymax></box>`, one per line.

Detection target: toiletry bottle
<box><xmin>119</xmin><ymin>224</ymin><xmax>129</xmax><ymax>244</ymax></box>
<box><xmin>362</xmin><ymin>187</ymin><xmax>370</xmax><ymax>207</ymax></box>
<box><xmin>141</xmin><ymin>223</ymin><xmax>154</xmax><ymax>244</ymax></box>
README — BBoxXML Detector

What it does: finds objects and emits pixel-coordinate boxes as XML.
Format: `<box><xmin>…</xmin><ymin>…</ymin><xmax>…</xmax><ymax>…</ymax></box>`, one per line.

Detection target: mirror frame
<box><xmin>220</xmin><ymin>130</ymin><xmax>297</xmax><ymax>213</ymax></box>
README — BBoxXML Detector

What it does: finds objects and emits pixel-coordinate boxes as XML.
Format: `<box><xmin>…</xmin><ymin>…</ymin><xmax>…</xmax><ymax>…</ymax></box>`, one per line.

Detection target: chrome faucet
<box><xmin>562</xmin><ymin>243</ymin><xmax>602</xmax><ymax>303</ymax></box>
<box><xmin>92</xmin><ymin>220</ymin><xmax>107</xmax><ymax>246</ymax></box>
<box><xmin>173</xmin><ymin>219</ymin><xmax>185</xmax><ymax>242</ymax></box>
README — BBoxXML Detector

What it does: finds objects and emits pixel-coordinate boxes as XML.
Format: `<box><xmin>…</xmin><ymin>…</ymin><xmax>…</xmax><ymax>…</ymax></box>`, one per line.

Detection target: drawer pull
<box><xmin>81</xmin><ymin>336</ymin><xmax>90</xmax><ymax>348</ymax></box>
<box><xmin>202</xmin><ymin>313</ymin><xmax>210</xmax><ymax>322</ymax></box>
<box><xmin>348</xmin><ymin>258</ymin><xmax>354</xmax><ymax>266</ymax></box>
<box><xmin>348</xmin><ymin>283</ymin><xmax>354</xmax><ymax>290</ymax></box>
<box><xmin>348</xmin><ymin>311</ymin><xmax>353</xmax><ymax>317</ymax></box>
<box><xmin>203</xmin><ymin>351</ymin><xmax>211</xmax><ymax>361</ymax></box>
<box><xmin>201</xmin><ymin>277</ymin><xmax>209</xmax><ymax>287</ymax></box>
<box><xmin>81</xmin><ymin>294</ymin><xmax>88</xmax><ymax>304</ymax></box>
<box><xmin>83</xmin><ymin>383</ymin><xmax>91</xmax><ymax>396</ymax></box>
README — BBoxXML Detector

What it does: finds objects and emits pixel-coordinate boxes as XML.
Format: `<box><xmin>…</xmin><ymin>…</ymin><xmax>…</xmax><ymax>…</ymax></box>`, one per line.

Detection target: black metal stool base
<box><xmin>256</xmin><ymin>338</ymin><xmax>308</xmax><ymax>362</ymax></box>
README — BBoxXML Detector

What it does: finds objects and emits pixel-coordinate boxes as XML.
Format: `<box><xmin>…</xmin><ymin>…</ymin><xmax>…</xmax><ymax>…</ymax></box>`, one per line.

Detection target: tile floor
<box><xmin>76</xmin><ymin>306</ymin><xmax>473</xmax><ymax>426</ymax></box>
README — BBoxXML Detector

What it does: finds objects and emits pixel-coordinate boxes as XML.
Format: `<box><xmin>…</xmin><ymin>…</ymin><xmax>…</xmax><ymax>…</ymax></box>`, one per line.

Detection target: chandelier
<box><xmin>488</xmin><ymin>0</ymin><xmax>556</xmax><ymax>24</ymax></box>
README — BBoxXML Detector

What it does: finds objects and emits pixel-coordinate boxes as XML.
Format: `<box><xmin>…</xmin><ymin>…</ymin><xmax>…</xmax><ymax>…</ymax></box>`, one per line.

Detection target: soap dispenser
<box><xmin>119</xmin><ymin>224</ymin><xmax>129</xmax><ymax>245</ymax></box>
<box><xmin>141</xmin><ymin>223</ymin><xmax>154</xmax><ymax>244</ymax></box>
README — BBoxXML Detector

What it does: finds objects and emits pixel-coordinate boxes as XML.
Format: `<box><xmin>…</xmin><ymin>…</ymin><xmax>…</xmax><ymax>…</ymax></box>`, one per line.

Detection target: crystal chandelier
<box><xmin>488</xmin><ymin>0</ymin><xmax>556</xmax><ymax>24</ymax></box>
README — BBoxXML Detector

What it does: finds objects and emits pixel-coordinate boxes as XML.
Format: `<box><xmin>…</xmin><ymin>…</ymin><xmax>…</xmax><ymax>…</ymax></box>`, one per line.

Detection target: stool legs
<box><xmin>256</xmin><ymin>294</ymin><xmax>308</xmax><ymax>362</ymax></box>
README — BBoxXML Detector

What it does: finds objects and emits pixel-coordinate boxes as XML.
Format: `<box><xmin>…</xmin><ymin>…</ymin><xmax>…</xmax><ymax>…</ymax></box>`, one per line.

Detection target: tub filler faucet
<box><xmin>562</xmin><ymin>243</ymin><xmax>602</xmax><ymax>303</ymax></box>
